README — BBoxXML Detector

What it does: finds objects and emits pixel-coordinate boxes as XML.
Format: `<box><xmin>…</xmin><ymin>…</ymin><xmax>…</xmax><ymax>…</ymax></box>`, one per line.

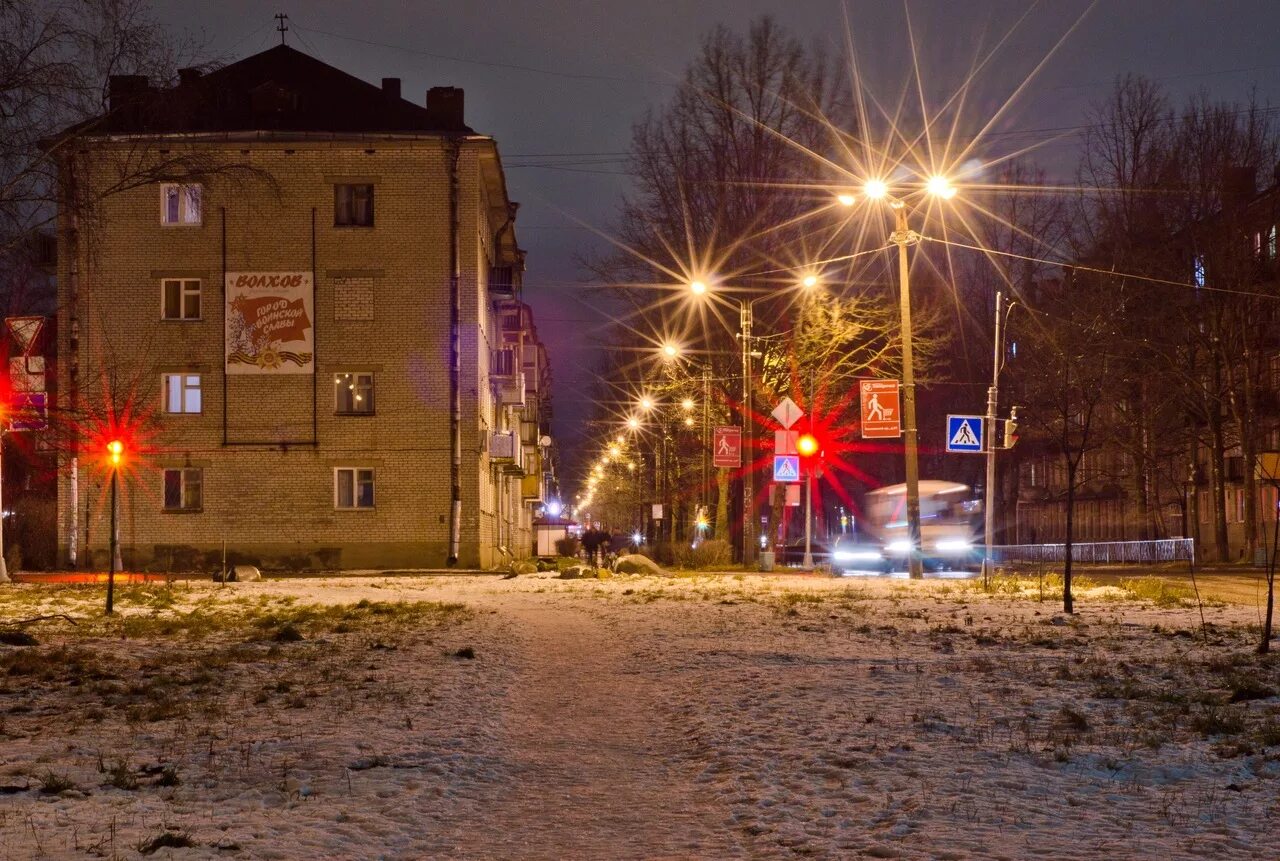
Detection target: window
<box><xmin>335</xmin><ymin>467</ymin><xmax>375</xmax><ymax>509</ymax></box>
<box><xmin>163</xmin><ymin>468</ymin><xmax>203</xmax><ymax>511</ymax></box>
<box><xmin>163</xmin><ymin>373</ymin><xmax>202</xmax><ymax>414</ymax></box>
<box><xmin>335</xmin><ymin>372</ymin><xmax>374</xmax><ymax>414</ymax></box>
<box><xmin>1193</xmin><ymin>254</ymin><xmax>1206</xmax><ymax>288</ymax></box>
<box><xmin>161</xmin><ymin>183</ymin><xmax>202</xmax><ymax>225</ymax></box>
<box><xmin>161</xmin><ymin>278</ymin><xmax>201</xmax><ymax>320</ymax></box>
<box><xmin>334</xmin><ymin>184</ymin><xmax>374</xmax><ymax>226</ymax></box>
<box><xmin>1269</xmin><ymin>226</ymin><xmax>1277</xmax><ymax>260</ymax></box>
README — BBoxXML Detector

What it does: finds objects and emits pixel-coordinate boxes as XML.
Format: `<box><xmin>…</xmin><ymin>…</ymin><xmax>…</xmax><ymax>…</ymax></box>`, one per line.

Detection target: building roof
<box><xmin>80</xmin><ymin>44</ymin><xmax>475</xmax><ymax>138</ymax></box>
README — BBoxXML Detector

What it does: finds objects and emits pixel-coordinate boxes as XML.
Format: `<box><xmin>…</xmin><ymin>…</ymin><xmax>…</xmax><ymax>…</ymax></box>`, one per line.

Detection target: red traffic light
<box><xmin>796</xmin><ymin>433</ymin><xmax>819</xmax><ymax>457</ymax></box>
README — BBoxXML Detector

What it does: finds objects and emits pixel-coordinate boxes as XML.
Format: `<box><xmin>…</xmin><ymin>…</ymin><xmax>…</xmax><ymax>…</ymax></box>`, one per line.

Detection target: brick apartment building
<box><xmin>53</xmin><ymin>45</ymin><xmax>554</xmax><ymax>570</ymax></box>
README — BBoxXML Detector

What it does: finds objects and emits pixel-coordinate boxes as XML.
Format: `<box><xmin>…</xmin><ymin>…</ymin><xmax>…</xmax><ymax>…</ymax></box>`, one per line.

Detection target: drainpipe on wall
<box><xmin>447</xmin><ymin>138</ymin><xmax>462</xmax><ymax>566</ymax></box>
<box><xmin>66</xmin><ymin>163</ymin><xmax>80</xmax><ymax>569</ymax></box>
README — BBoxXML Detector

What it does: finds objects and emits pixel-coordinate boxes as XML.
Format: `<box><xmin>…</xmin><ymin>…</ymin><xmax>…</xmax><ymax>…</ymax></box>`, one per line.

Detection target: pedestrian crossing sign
<box><xmin>946</xmin><ymin>415</ymin><xmax>984</xmax><ymax>453</ymax></box>
<box><xmin>773</xmin><ymin>455</ymin><xmax>801</xmax><ymax>482</ymax></box>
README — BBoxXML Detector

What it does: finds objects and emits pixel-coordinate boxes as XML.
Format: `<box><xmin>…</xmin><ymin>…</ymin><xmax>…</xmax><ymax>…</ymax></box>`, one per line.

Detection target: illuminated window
<box><xmin>1269</xmin><ymin>226</ymin><xmax>1277</xmax><ymax>259</ymax></box>
<box><xmin>335</xmin><ymin>184</ymin><xmax>374</xmax><ymax>226</ymax></box>
<box><xmin>1192</xmin><ymin>255</ymin><xmax>1206</xmax><ymax>288</ymax></box>
<box><xmin>163</xmin><ymin>468</ymin><xmax>203</xmax><ymax>511</ymax></box>
<box><xmin>160</xmin><ymin>183</ymin><xmax>202</xmax><ymax>225</ymax></box>
<box><xmin>161</xmin><ymin>278</ymin><xmax>201</xmax><ymax>320</ymax></box>
<box><xmin>335</xmin><ymin>467</ymin><xmax>375</xmax><ymax>509</ymax></box>
<box><xmin>163</xmin><ymin>373</ymin><xmax>202</xmax><ymax>414</ymax></box>
<box><xmin>334</xmin><ymin>372</ymin><xmax>374</xmax><ymax>414</ymax></box>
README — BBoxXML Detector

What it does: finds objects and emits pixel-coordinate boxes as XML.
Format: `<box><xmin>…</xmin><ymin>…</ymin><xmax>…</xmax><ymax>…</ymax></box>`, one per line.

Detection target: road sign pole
<box><xmin>741</xmin><ymin>301</ymin><xmax>754</xmax><ymax>565</ymax></box>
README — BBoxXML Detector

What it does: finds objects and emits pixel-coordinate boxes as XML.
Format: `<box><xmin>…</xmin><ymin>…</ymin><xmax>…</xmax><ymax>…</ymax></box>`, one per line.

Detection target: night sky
<box><xmin>152</xmin><ymin>0</ymin><xmax>1280</xmax><ymax>478</ymax></box>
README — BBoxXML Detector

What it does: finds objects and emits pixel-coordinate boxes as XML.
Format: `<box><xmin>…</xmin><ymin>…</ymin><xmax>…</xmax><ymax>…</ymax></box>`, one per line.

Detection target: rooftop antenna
<box><xmin>275</xmin><ymin>12</ymin><xmax>289</xmax><ymax>45</ymax></box>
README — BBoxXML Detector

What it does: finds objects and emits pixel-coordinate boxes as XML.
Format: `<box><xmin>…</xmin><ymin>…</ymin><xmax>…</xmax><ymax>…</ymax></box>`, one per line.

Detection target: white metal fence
<box><xmin>990</xmin><ymin>538</ymin><xmax>1195</xmax><ymax>565</ymax></box>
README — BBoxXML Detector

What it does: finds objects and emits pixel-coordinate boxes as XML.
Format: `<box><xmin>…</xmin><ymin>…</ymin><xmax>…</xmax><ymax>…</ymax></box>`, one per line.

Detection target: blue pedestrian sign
<box><xmin>773</xmin><ymin>455</ymin><xmax>801</xmax><ymax>482</ymax></box>
<box><xmin>946</xmin><ymin>415</ymin><xmax>984</xmax><ymax>453</ymax></box>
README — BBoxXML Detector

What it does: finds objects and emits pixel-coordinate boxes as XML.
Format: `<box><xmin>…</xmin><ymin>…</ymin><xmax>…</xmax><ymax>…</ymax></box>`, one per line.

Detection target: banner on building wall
<box><xmin>225</xmin><ymin>272</ymin><xmax>314</xmax><ymax>374</ymax></box>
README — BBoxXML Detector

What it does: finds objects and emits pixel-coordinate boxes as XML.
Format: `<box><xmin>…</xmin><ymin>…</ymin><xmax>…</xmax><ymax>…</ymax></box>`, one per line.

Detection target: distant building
<box><xmin>53</xmin><ymin>45</ymin><xmax>554</xmax><ymax>570</ymax></box>
<box><xmin>1012</xmin><ymin>166</ymin><xmax>1280</xmax><ymax>562</ymax></box>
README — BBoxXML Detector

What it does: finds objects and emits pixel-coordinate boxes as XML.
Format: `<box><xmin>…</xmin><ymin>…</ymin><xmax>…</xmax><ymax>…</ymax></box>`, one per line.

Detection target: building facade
<box><xmin>55</xmin><ymin>46</ymin><xmax>553</xmax><ymax>571</ymax></box>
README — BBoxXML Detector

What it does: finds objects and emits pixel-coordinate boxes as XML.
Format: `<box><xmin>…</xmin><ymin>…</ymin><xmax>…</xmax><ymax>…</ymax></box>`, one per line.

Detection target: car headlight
<box><xmin>833</xmin><ymin>549</ymin><xmax>883</xmax><ymax>562</ymax></box>
<box><xmin>934</xmin><ymin>539</ymin><xmax>972</xmax><ymax>553</ymax></box>
<box><xmin>886</xmin><ymin>540</ymin><xmax>912</xmax><ymax>554</ymax></box>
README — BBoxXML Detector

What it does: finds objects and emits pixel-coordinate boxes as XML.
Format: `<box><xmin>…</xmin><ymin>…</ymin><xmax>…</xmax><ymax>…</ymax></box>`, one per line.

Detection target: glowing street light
<box><xmin>863</xmin><ymin>178</ymin><xmax>888</xmax><ymax>200</ymax></box>
<box><xmin>661</xmin><ymin>343</ymin><xmax>680</xmax><ymax>359</ymax></box>
<box><xmin>800</xmin><ymin>273</ymin><xmax>819</xmax><ymax>289</ymax></box>
<box><xmin>926</xmin><ymin>175</ymin><xmax>957</xmax><ymax>199</ymax></box>
<box><xmin>639</xmin><ymin>396</ymin><xmax>655</xmax><ymax>412</ymax></box>
<box><xmin>689</xmin><ymin>279</ymin><xmax>708</xmax><ymax>295</ymax></box>
<box><xmin>836</xmin><ymin>192</ymin><xmax>857</xmax><ymax>207</ymax></box>
<box><xmin>680</xmin><ymin>398</ymin><xmax>694</xmax><ymax>411</ymax></box>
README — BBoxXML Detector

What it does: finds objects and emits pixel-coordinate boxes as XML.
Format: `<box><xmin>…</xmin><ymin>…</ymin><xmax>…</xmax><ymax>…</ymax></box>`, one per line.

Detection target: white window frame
<box><xmin>335</xmin><ymin>372</ymin><xmax>375</xmax><ymax>414</ymax></box>
<box><xmin>163</xmin><ymin>373</ymin><xmax>202</xmax><ymax>414</ymax></box>
<box><xmin>160</xmin><ymin>182</ymin><xmax>202</xmax><ymax>225</ymax></box>
<box><xmin>161</xmin><ymin>278</ymin><xmax>202</xmax><ymax>320</ymax></box>
<box><xmin>163</xmin><ymin>467</ymin><xmax>203</xmax><ymax>512</ymax></box>
<box><xmin>334</xmin><ymin>467</ymin><xmax>375</xmax><ymax>510</ymax></box>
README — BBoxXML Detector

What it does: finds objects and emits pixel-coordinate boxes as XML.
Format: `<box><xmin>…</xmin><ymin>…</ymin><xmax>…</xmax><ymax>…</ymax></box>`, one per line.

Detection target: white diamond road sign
<box><xmin>946</xmin><ymin>415</ymin><xmax>984</xmax><ymax>453</ymax></box>
<box><xmin>773</xmin><ymin>455</ymin><xmax>801</xmax><ymax>482</ymax></box>
<box><xmin>771</xmin><ymin>397</ymin><xmax>804</xmax><ymax>430</ymax></box>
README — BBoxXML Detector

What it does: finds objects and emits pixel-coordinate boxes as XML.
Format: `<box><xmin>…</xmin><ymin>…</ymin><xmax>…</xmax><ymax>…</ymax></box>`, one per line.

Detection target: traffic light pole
<box><xmin>106</xmin><ymin>467</ymin><xmax>117</xmax><ymax>615</ymax></box>
<box><xmin>0</xmin><ymin>431</ymin><xmax>8</xmax><ymax>583</ymax></box>
<box><xmin>983</xmin><ymin>291</ymin><xmax>1004</xmax><ymax>588</ymax></box>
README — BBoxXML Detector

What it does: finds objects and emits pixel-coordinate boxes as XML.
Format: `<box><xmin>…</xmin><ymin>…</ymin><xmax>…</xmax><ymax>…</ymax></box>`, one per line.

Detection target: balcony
<box><xmin>490</xmin><ymin>348</ymin><xmax>526</xmax><ymax>407</ymax></box>
<box><xmin>490</xmin><ymin>430</ymin><xmax>525</xmax><ymax>476</ymax></box>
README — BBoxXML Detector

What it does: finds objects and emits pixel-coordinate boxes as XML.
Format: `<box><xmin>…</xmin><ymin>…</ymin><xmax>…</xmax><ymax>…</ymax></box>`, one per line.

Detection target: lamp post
<box><xmin>847</xmin><ymin>175</ymin><xmax>957</xmax><ymax>579</ymax></box>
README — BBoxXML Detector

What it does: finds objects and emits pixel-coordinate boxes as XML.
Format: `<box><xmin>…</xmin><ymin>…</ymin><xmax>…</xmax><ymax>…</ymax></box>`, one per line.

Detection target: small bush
<box><xmin>38</xmin><ymin>771</ymin><xmax>76</xmax><ymax>795</ymax></box>
<box><xmin>554</xmin><ymin>536</ymin><xmax>580</xmax><ymax>557</ymax></box>
<box><xmin>0</xmin><ymin>631</ymin><xmax>38</xmax><ymax>646</ymax></box>
<box><xmin>452</xmin><ymin>646</ymin><xmax>476</xmax><ymax>660</ymax></box>
<box><xmin>138</xmin><ymin>831</ymin><xmax>196</xmax><ymax>855</ymax></box>
<box><xmin>106</xmin><ymin>761</ymin><xmax>138</xmax><ymax>790</ymax></box>
<box><xmin>272</xmin><ymin>624</ymin><xmax>304</xmax><ymax>643</ymax></box>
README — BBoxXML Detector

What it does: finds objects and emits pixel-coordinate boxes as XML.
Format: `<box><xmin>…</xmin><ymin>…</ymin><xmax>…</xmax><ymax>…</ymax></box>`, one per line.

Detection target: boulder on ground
<box><xmin>612</xmin><ymin>554</ymin><xmax>666</xmax><ymax>576</ymax></box>
<box><xmin>215</xmin><ymin>565</ymin><xmax>261</xmax><ymax>583</ymax></box>
<box><xmin>558</xmin><ymin>564</ymin><xmax>590</xmax><ymax>580</ymax></box>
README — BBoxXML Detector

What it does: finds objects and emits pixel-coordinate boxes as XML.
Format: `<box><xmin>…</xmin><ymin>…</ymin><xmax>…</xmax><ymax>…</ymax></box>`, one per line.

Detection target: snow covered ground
<box><xmin>1</xmin><ymin>572</ymin><xmax>1278</xmax><ymax>859</ymax></box>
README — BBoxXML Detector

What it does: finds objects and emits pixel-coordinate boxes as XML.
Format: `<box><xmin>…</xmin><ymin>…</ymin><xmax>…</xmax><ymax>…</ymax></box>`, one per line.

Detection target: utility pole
<box><xmin>983</xmin><ymin>291</ymin><xmax>1004</xmax><ymax>587</ymax></box>
<box><xmin>890</xmin><ymin>204</ymin><xmax>924</xmax><ymax>579</ymax></box>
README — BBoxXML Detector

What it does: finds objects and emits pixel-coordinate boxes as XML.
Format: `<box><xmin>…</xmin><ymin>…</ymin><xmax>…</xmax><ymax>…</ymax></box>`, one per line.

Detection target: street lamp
<box><xmin>846</xmin><ymin>174</ymin><xmax>959</xmax><ymax>578</ymax></box>
<box><xmin>687</xmin><ymin>279</ymin><xmax>770</xmax><ymax>565</ymax></box>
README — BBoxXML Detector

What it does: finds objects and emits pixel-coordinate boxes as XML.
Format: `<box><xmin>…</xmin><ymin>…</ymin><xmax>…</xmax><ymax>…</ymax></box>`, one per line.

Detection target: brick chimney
<box><xmin>427</xmin><ymin>86</ymin><xmax>464</xmax><ymax>129</ymax></box>
<box><xmin>381</xmin><ymin>77</ymin><xmax>401</xmax><ymax>99</ymax></box>
<box><xmin>107</xmin><ymin>75</ymin><xmax>149</xmax><ymax>110</ymax></box>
